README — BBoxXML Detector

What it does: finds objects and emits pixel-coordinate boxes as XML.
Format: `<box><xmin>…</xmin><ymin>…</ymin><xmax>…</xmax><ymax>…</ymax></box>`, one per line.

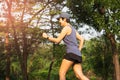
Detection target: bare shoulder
<box><xmin>62</xmin><ymin>26</ymin><xmax>71</xmax><ymax>32</ymax></box>
<box><xmin>64</xmin><ymin>26</ymin><xmax>72</xmax><ymax>35</ymax></box>
<box><xmin>63</xmin><ymin>26</ymin><xmax>71</xmax><ymax>30</ymax></box>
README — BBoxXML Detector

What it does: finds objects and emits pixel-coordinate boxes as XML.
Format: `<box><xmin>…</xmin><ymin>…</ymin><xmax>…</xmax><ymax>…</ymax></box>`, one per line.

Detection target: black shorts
<box><xmin>63</xmin><ymin>53</ymin><xmax>82</xmax><ymax>64</ymax></box>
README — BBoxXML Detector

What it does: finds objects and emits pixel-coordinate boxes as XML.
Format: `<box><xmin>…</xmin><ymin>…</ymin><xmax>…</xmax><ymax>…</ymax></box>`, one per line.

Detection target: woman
<box><xmin>42</xmin><ymin>12</ymin><xmax>89</xmax><ymax>80</ymax></box>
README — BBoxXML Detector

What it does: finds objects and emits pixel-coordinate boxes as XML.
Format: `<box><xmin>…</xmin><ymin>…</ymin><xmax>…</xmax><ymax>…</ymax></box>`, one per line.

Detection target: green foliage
<box><xmin>66</xmin><ymin>0</ymin><xmax>120</xmax><ymax>34</ymax></box>
<box><xmin>82</xmin><ymin>36</ymin><xmax>114</xmax><ymax>79</ymax></box>
<box><xmin>65</xmin><ymin>1</ymin><xmax>120</xmax><ymax>79</ymax></box>
<box><xmin>27</xmin><ymin>45</ymin><xmax>52</xmax><ymax>80</ymax></box>
<box><xmin>0</xmin><ymin>33</ymin><xmax>6</xmax><ymax>80</ymax></box>
<box><xmin>66</xmin><ymin>0</ymin><xmax>94</xmax><ymax>24</ymax></box>
<box><xmin>0</xmin><ymin>53</ymin><xmax>6</xmax><ymax>80</ymax></box>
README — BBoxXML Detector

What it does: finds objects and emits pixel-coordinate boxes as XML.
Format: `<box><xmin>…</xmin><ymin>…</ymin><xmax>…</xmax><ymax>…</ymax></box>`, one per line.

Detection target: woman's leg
<box><xmin>59</xmin><ymin>59</ymin><xmax>73</xmax><ymax>80</ymax></box>
<box><xmin>73</xmin><ymin>63</ymin><xmax>89</xmax><ymax>80</ymax></box>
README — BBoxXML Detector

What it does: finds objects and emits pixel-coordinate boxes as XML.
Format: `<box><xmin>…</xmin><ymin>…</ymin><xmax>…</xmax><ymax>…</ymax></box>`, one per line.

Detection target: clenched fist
<box><xmin>42</xmin><ymin>33</ymin><xmax>48</xmax><ymax>39</ymax></box>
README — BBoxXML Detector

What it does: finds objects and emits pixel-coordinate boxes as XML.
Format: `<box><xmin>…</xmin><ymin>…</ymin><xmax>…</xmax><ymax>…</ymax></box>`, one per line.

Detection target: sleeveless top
<box><xmin>63</xmin><ymin>25</ymin><xmax>82</xmax><ymax>56</ymax></box>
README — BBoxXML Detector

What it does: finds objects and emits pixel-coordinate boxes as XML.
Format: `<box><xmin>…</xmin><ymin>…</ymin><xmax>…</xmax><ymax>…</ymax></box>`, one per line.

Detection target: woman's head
<box><xmin>57</xmin><ymin>12</ymin><xmax>70</xmax><ymax>23</ymax></box>
<box><xmin>57</xmin><ymin>12</ymin><xmax>70</xmax><ymax>26</ymax></box>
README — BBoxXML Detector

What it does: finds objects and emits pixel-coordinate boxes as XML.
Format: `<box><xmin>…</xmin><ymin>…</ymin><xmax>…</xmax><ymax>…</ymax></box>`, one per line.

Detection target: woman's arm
<box><xmin>42</xmin><ymin>27</ymin><xmax>68</xmax><ymax>43</ymax></box>
<box><xmin>76</xmin><ymin>31</ymin><xmax>84</xmax><ymax>51</ymax></box>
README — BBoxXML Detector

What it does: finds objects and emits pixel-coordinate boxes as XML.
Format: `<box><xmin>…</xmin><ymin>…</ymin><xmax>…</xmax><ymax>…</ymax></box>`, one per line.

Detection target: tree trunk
<box><xmin>113</xmin><ymin>53</ymin><xmax>120</xmax><ymax>80</ymax></box>
<box><xmin>22</xmin><ymin>30</ymin><xmax>28</xmax><ymax>80</ymax></box>
<box><xmin>47</xmin><ymin>59</ymin><xmax>54</xmax><ymax>80</ymax></box>
<box><xmin>20</xmin><ymin>0</ymin><xmax>28</xmax><ymax>79</ymax></box>
<box><xmin>13</xmin><ymin>27</ymin><xmax>28</xmax><ymax>80</ymax></box>
<box><xmin>107</xmin><ymin>33</ymin><xmax>120</xmax><ymax>80</ymax></box>
<box><xmin>5</xmin><ymin>32</ymin><xmax>10</xmax><ymax>80</ymax></box>
<box><xmin>5</xmin><ymin>0</ymin><xmax>12</xmax><ymax>79</ymax></box>
<box><xmin>46</xmin><ymin>13</ymin><xmax>55</xmax><ymax>80</ymax></box>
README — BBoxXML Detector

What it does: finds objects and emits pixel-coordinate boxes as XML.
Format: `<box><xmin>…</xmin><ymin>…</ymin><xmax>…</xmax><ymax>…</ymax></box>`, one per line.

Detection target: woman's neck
<box><xmin>64</xmin><ymin>22</ymin><xmax>70</xmax><ymax>27</ymax></box>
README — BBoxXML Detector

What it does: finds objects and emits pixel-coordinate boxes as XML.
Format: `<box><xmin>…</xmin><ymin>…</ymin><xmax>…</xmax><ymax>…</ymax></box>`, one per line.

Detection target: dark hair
<box><xmin>61</xmin><ymin>17</ymin><xmax>70</xmax><ymax>23</ymax></box>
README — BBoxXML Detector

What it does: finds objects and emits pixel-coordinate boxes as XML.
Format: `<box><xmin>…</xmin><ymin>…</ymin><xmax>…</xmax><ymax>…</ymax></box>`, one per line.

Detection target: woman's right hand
<box><xmin>42</xmin><ymin>33</ymin><xmax>48</xmax><ymax>39</ymax></box>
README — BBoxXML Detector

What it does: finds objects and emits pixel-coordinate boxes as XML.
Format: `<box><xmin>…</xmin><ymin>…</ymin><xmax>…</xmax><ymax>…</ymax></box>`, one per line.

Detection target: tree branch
<box><xmin>28</xmin><ymin>1</ymin><xmax>53</xmax><ymax>24</ymax></box>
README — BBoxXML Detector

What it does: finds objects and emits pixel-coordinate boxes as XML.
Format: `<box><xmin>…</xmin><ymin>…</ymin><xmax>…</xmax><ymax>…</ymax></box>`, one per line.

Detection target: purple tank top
<box><xmin>63</xmin><ymin>25</ymin><xmax>82</xmax><ymax>56</ymax></box>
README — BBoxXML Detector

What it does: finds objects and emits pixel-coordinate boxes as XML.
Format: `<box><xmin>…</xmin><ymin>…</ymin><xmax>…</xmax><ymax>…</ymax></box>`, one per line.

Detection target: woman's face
<box><xmin>59</xmin><ymin>18</ymin><xmax>66</xmax><ymax>27</ymax></box>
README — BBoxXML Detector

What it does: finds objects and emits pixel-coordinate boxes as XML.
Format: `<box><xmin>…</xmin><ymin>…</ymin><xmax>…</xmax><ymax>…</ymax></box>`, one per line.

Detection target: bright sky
<box><xmin>0</xmin><ymin>1</ymin><xmax>102</xmax><ymax>40</ymax></box>
<box><xmin>78</xmin><ymin>25</ymin><xmax>102</xmax><ymax>40</ymax></box>
<box><xmin>0</xmin><ymin>2</ymin><xmax>5</xmax><ymax>21</ymax></box>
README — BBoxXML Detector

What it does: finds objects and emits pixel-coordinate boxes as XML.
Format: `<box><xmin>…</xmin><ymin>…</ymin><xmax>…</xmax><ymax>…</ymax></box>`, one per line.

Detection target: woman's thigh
<box><xmin>59</xmin><ymin>59</ymin><xmax>74</xmax><ymax>74</ymax></box>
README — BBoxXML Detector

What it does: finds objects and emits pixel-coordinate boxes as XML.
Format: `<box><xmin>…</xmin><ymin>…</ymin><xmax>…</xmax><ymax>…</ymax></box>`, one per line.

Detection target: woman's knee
<box><xmin>59</xmin><ymin>69</ymin><xmax>66</xmax><ymax>77</ymax></box>
<box><xmin>74</xmin><ymin>72</ymin><xmax>83</xmax><ymax>79</ymax></box>
<box><xmin>75</xmin><ymin>73</ymin><xmax>89</xmax><ymax>80</ymax></box>
<box><xmin>75</xmin><ymin>74</ymin><xmax>80</xmax><ymax>79</ymax></box>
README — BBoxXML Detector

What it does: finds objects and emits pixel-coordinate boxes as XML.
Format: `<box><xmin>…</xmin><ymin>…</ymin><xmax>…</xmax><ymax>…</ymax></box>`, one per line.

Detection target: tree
<box><xmin>66</xmin><ymin>0</ymin><xmax>120</xmax><ymax>80</ymax></box>
<box><xmin>0</xmin><ymin>0</ymin><xmax>66</xmax><ymax>79</ymax></box>
<box><xmin>83</xmin><ymin>36</ymin><xmax>115</xmax><ymax>80</ymax></box>
<box><xmin>0</xmin><ymin>0</ymin><xmax>52</xmax><ymax>79</ymax></box>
